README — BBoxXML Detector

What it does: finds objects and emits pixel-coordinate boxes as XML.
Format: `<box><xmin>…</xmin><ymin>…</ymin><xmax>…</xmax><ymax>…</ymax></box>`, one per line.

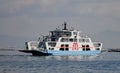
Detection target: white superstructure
<box><xmin>20</xmin><ymin>22</ymin><xmax>102</xmax><ymax>56</ymax></box>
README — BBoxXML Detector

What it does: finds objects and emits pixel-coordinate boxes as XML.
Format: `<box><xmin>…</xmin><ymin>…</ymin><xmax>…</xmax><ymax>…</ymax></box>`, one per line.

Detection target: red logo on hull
<box><xmin>72</xmin><ymin>42</ymin><xmax>78</xmax><ymax>50</ymax></box>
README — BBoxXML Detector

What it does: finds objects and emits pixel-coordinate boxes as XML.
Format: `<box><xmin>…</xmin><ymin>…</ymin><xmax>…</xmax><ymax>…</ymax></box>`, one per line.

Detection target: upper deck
<box><xmin>50</xmin><ymin>22</ymin><xmax>83</xmax><ymax>39</ymax></box>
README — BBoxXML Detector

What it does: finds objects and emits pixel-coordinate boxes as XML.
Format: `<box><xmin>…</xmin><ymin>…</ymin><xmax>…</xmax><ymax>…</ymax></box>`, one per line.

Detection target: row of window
<box><xmin>59</xmin><ymin>44</ymin><xmax>91</xmax><ymax>51</ymax></box>
<box><xmin>49</xmin><ymin>48</ymin><xmax>100</xmax><ymax>51</ymax></box>
<box><xmin>82</xmin><ymin>45</ymin><xmax>90</xmax><ymax>51</ymax></box>
<box><xmin>51</xmin><ymin>31</ymin><xmax>71</xmax><ymax>37</ymax></box>
<box><xmin>61</xmin><ymin>38</ymin><xmax>90</xmax><ymax>42</ymax></box>
<box><xmin>48</xmin><ymin>42</ymin><xmax>56</xmax><ymax>47</ymax></box>
<box><xmin>60</xmin><ymin>44</ymin><xmax>69</xmax><ymax>51</ymax></box>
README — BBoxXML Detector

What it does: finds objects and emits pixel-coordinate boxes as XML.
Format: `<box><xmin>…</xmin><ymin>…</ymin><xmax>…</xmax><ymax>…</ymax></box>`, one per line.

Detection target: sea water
<box><xmin>0</xmin><ymin>51</ymin><xmax>120</xmax><ymax>73</ymax></box>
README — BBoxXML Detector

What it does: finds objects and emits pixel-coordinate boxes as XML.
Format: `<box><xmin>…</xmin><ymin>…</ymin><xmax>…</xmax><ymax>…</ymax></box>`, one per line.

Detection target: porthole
<box><xmin>96</xmin><ymin>48</ymin><xmax>100</xmax><ymax>50</ymax></box>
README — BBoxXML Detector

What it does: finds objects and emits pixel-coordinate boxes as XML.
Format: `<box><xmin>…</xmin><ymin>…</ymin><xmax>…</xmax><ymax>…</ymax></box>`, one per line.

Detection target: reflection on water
<box><xmin>0</xmin><ymin>52</ymin><xmax>120</xmax><ymax>73</ymax></box>
<box><xmin>25</xmin><ymin>52</ymin><xmax>120</xmax><ymax>61</ymax></box>
<box><xmin>44</xmin><ymin>55</ymin><xmax>98</xmax><ymax>61</ymax></box>
<box><xmin>0</xmin><ymin>51</ymin><xmax>120</xmax><ymax>61</ymax></box>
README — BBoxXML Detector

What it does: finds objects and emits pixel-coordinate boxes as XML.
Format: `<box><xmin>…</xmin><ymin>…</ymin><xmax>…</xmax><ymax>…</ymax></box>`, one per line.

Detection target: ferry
<box><xmin>19</xmin><ymin>22</ymin><xmax>103</xmax><ymax>56</ymax></box>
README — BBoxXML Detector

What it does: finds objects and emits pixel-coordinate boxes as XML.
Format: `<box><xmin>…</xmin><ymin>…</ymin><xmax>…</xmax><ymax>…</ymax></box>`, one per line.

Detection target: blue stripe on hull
<box><xmin>47</xmin><ymin>50</ymin><xmax>101</xmax><ymax>56</ymax></box>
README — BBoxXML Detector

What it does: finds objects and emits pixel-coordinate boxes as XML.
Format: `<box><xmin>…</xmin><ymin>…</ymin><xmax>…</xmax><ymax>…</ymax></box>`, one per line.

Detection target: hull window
<box><xmin>60</xmin><ymin>48</ymin><xmax>64</xmax><ymax>51</ymax></box>
<box><xmin>82</xmin><ymin>45</ymin><xmax>85</xmax><ymax>51</ymax></box>
<box><xmin>82</xmin><ymin>45</ymin><xmax>91</xmax><ymax>51</ymax></box>
<box><xmin>65</xmin><ymin>44</ymin><xmax>69</xmax><ymax>51</ymax></box>
<box><xmin>60</xmin><ymin>44</ymin><xmax>64</xmax><ymax>51</ymax></box>
<box><xmin>69</xmin><ymin>38</ymin><xmax>73</xmax><ymax>42</ymax></box>
<box><xmin>96</xmin><ymin>48</ymin><xmax>100</xmax><ymax>50</ymax></box>
<box><xmin>86</xmin><ymin>45</ymin><xmax>90</xmax><ymax>51</ymax></box>
<box><xmin>60</xmin><ymin>44</ymin><xmax>69</xmax><ymax>51</ymax></box>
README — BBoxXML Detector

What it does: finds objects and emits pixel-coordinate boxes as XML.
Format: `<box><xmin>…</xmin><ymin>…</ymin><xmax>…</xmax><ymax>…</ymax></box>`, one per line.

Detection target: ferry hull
<box><xmin>19</xmin><ymin>50</ymin><xmax>52</xmax><ymax>56</ymax></box>
<box><xmin>47</xmin><ymin>50</ymin><xmax>101</xmax><ymax>56</ymax></box>
<box><xmin>19</xmin><ymin>50</ymin><xmax>101</xmax><ymax>56</ymax></box>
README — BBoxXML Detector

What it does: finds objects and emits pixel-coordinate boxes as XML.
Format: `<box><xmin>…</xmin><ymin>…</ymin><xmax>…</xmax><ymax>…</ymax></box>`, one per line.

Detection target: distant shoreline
<box><xmin>0</xmin><ymin>48</ymin><xmax>120</xmax><ymax>52</ymax></box>
<box><xmin>0</xmin><ymin>48</ymin><xmax>16</xmax><ymax>51</ymax></box>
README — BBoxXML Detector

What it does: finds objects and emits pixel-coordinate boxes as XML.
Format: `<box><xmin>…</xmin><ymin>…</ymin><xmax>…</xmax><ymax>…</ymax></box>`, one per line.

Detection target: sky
<box><xmin>0</xmin><ymin>0</ymin><xmax>120</xmax><ymax>49</ymax></box>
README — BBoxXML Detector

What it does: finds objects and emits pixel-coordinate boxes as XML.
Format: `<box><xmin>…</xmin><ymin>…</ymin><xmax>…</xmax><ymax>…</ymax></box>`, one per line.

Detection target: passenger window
<box><xmin>74</xmin><ymin>38</ymin><xmax>77</xmax><ymax>42</ymax></box>
<box><xmin>82</xmin><ymin>45</ymin><xmax>85</xmax><ymax>51</ymax></box>
<box><xmin>61</xmin><ymin>38</ymin><xmax>65</xmax><ymax>42</ymax></box>
<box><xmin>60</xmin><ymin>48</ymin><xmax>64</xmax><ymax>51</ymax></box>
<box><xmin>69</xmin><ymin>38</ymin><xmax>73</xmax><ymax>42</ymax></box>
<box><xmin>86</xmin><ymin>45</ymin><xmax>90</xmax><ymax>51</ymax></box>
<box><xmin>48</xmin><ymin>42</ymin><xmax>56</xmax><ymax>47</ymax></box>
<box><xmin>61</xmin><ymin>38</ymin><xmax>68</xmax><ymax>42</ymax></box>
<box><xmin>85</xmin><ymin>39</ymin><xmax>90</xmax><ymax>42</ymax></box>
<box><xmin>79</xmin><ymin>39</ymin><xmax>85</xmax><ymax>42</ymax></box>
<box><xmin>61</xmin><ymin>44</ymin><xmax>64</xmax><ymax>47</ymax></box>
<box><xmin>73</xmin><ymin>32</ymin><xmax>77</xmax><ymax>35</ymax></box>
<box><xmin>65</xmin><ymin>44</ymin><xmax>69</xmax><ymax>51</ymax></box>
<box><xmin>60</xmin><ymin>44</ymin><xmax>64</xmax><ymax>51</ymax></box>
<box><xmin>82</xmin><ymin>39</ymin><xmax>85</xmax><ymax>42</ymax></box>
<box><xmin>60</xmin><ymin>44</ymin><xmax>69</xmax><ymax>51</ymax></box>
<box><xmin>82</xmin><ymin>45</ymin><xmax>91</xmax><ymax>51</ymax></box>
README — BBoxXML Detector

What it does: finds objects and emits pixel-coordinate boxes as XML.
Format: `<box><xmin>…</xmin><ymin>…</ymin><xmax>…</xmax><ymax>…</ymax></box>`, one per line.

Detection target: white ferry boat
<box><xmin>19</xmin><ymin>22</ymin><xmax>103</xmax><ymax>56</ymax></box>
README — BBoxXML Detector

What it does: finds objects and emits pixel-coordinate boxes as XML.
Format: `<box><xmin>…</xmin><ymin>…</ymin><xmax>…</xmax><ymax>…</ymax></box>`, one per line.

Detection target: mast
<box><xmin>63</xmin><ymin>22</ymin><xmax>67</xmax><ymax>30</ymax></box>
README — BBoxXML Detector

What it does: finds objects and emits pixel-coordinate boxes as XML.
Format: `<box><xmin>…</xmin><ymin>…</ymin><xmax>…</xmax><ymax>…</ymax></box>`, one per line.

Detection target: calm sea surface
<box><xmin>0</xmin><ymin>51</ymin><xmax>120</xmax><ymax>73</ymax></box>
